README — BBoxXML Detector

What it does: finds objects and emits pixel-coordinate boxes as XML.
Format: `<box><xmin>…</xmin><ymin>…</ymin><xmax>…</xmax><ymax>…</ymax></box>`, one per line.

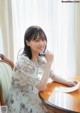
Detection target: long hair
<box><xmin>23</xmin><ymin>25</ymin><xmax>47</xmax><ymax>59</ymax></box>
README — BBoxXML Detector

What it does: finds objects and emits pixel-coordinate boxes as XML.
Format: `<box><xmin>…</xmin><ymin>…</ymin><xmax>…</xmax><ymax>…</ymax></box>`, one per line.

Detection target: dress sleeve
<box><xmin>38</xmin><ymin>56</ymin><xmax>56</xmax><ymax>78</ymax></box>
<box><xmin>38</xmin><ymin>56</ymin><xmax>47</xmax><ymax>68</ymax></box>
<box><xmin>13</xmin><ymin>55</ymin><xmax>37</xmax><ymax>78</ymax></box>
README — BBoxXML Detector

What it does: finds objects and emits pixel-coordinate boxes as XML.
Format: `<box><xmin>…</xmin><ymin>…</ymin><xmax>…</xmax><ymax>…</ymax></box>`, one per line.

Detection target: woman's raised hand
<box><xmin>45</xmin><ymin>50</ymin><xmax>54</xmax><ymax>64</ymax></box>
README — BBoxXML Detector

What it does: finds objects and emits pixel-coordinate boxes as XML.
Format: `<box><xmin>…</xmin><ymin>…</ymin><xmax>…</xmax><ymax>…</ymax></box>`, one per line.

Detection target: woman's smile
<box><xmin>37</xmin><ymin>47</ymin><xmax>45</xmax><ymax>51</ymax></box>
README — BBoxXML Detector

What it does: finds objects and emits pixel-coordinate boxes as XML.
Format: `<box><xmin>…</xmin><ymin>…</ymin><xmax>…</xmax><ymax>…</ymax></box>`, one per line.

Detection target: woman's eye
<box><xmin>34</xmin><ymin>38</ymin><xmax>46</xmax><ymax>42</ymax></box>
<box><xmin>42</xmin><ymin>39</ymin><xmax>46</xmax><ymax>41</ymax></box>
<box><xmin>35</xmin><ymin>39</ymin><xmax>39</xmax><ymax>42</ymax></box>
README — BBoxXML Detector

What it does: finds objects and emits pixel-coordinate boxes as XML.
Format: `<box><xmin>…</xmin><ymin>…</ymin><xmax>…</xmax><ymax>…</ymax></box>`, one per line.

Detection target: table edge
<box><xmin>38</xmin><ymin>92</ymin><xmax>79</xmax><ymax>113</ymax></box>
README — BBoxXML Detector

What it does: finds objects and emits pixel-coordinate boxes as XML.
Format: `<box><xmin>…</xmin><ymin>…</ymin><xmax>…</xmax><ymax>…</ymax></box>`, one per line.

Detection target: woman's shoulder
<box><xmin>17</xmin><ymin>54</ymin><xmax>31</xmax><ymax>64</ymax></box>
<box><xmin>14</xmin><ymin>54</ymin><xmax>35</xmax><ymax>71</ymax></box>
<box><xmin>18</xmin><ymin>54</ymin><xmax>29</xmax><ymax>60</ymax></box>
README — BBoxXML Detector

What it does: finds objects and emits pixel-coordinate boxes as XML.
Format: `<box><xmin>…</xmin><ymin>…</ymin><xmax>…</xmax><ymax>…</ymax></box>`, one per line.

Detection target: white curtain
<box><xmin>0</xmin><ymin>28</ymin><xmax>4</xmax><ymax>53</ymax></box>
<box><xmin>10</xmin><ymin>0</ymin><xmax>78</xmax><ymax>77</ymax></box>
<box><xmin>0</xmin><ymin>0</ymin><xmax>14</xmax><ymax>60</ymax></box>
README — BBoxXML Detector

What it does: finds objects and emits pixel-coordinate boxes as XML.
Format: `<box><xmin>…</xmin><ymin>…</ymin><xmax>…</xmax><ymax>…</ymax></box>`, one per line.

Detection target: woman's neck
<box><xmin>31</xmin><ymin>52</ymin><xmax>39</xmax><ymax>62</ymax></box>
<box><xmin>31</xmin><ymin>55</ymin><xmax>38</xmax><ymax>63</ymax></box>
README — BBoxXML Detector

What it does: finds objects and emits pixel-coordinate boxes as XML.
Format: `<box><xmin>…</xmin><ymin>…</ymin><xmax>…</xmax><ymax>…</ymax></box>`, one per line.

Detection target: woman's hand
<box><xmin>45</xmin><ymin>50</ymin><xmax>54</xmax><ymax>64</ymax></box>
<box><xmin>67</xmin><ymin>81</ymin><xmax>78</xmax><ymax>87</ymax></box>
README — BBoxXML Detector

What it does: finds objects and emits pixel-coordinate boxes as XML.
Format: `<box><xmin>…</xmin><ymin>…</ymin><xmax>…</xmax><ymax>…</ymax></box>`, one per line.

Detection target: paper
<box><xmin>54</xmin><ymin>82</ymin><xmax>80</xmax><ymax>93</ymax></box>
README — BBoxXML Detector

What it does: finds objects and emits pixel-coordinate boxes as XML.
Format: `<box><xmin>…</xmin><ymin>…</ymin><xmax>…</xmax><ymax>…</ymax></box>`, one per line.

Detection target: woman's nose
<box><xmin>39</xmin><ymin>40</ymin><xmax>44</xmax><ymax>46</ymax></box>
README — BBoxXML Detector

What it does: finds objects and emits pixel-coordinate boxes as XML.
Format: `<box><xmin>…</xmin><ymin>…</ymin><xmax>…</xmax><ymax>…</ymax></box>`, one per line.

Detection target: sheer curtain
<box><xmin>0</xmin><ymin>28</ymin><xmax>4</xmax><ymax>53</ymax></box>
<box><xmin>11</xmin><ymin>0</ymin><xmax>76</xmax><ymax>77</ymax></box>
<box><xmin>0</xmin><ymin>0</ymin><xmax>14</xmax><ymax>60</ymax></box>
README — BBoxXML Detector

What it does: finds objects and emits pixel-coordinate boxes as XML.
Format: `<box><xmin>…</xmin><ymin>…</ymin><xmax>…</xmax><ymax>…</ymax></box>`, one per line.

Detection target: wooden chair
<box><xmin>0</xmin><ymin>54</ymin><xmax>14</xmax><ymax>105</ymax></box>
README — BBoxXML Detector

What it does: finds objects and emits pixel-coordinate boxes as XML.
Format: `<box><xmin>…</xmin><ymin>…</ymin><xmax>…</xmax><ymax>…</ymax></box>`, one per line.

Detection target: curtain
<box><xmin>74</xmin><ymin>3</ymin><xmax>80</xmax><ymax>75</ymax></box>
<box><xmin>0</xmin><ymin>0</ymin><xmax>14</xmax><ymax>61</ymax></box>
<box><xmin>1</xmin><ymin>0</ymin><xmax>80</xmax><ymax>77</ymax></box>
<box><xmin>0</xmin><ymin>28</ymin><xmax>4</xmax><ymax>53</ymax></box>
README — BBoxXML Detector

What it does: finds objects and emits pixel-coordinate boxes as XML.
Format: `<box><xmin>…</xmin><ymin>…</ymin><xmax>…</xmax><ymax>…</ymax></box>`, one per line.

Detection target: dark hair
<box><xmin>23</xmin><ymin>25</ymin><xmax>47</xmax><ymax>59</ymax></box>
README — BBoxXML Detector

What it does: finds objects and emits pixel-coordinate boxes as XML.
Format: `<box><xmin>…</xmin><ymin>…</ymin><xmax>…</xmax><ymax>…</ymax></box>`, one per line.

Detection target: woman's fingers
<box><xmin>67</xmin><ymin>80</ymin><xmax>78</xmax><ymax>87</ymax></box>
<box><xmin>73</xmin><ymin>81</ymin><xmax>78</xmax><ymax>85</ymax></box>
<box><xmin>45</xmin><ymin>50</ymin><xmax>54</xmax><ymax>63</ymax></box>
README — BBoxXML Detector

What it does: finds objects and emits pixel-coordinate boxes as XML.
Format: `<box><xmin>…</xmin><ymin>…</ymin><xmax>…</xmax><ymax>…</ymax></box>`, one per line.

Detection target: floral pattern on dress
<box><xmin>7</xmin><ymin>55</ymin><xmax>54</xmax><ymax>113</ymax></box>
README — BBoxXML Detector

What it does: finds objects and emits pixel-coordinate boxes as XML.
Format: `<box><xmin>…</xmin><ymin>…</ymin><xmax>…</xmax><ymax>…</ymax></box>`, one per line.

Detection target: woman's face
<box><xmin>26</xmin><ymin>37</ymin><xmax>47</xmax><ymax>55</ymax></box>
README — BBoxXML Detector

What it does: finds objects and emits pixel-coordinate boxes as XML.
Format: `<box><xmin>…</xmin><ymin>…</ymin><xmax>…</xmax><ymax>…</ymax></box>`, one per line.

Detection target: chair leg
<box><xmin>0</xmin><ymin>86</ymin><xmax>4</xmax><ymax>105</ymax></box>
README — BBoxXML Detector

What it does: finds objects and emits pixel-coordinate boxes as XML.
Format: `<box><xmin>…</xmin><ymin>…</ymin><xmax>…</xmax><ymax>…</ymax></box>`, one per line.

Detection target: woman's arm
<box><xmin>37</xmin><ymin>51</ymin><xmax>54</xmax><ymax>91</ymax></box>
<box><xmin>50</xmin><ymin>71</ymin><xmax>78</xmax><ymax>87</ymax></box>
<box><xmin>37</xmin><ymin>63</ymin><xmax>52</xmax><ymax>91</ymax></box>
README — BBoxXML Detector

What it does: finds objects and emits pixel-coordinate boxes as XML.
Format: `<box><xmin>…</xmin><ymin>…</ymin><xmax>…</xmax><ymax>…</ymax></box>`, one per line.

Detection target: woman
<box><xmin>7</xmin><ymin>25</ymin><xmax>77</xmax><ymax>113</ymax></box>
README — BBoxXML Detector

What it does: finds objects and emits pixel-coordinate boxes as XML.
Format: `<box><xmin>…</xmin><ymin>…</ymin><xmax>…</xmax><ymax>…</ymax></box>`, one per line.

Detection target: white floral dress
<box><xmin>7</xmin><ymin>55</ymin><xmax>54</xmax><ymax>113</ymax></box>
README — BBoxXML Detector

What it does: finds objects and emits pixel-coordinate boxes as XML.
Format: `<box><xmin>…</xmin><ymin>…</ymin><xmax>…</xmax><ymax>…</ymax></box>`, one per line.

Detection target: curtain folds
<box><xmin>0</xmin><ymin>0</ymin><xmax>14</xmax><ymax>61</ymax></box>
<box><xmin>1</xmin><ymin>0</ymin><xmax>80</xmax><ymax>76</ymax></box>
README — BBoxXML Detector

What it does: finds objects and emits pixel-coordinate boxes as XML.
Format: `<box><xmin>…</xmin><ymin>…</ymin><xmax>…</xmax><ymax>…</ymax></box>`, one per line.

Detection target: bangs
<box><xmin>32</xmin><ymin>32</ymin><xmax>47</xmax><ymax>41</ymax></box>
<box><xmin>25</xmin><ymin>26</ymin><xmax>47</xmax><ymax>42</ymax></box>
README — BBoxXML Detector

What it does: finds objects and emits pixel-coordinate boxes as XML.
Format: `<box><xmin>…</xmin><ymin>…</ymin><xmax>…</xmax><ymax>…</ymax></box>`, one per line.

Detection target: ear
<box><xmin>26</xmin><ymin>40</ymin><xmax>30</xmax><ymax>46</ymax></box>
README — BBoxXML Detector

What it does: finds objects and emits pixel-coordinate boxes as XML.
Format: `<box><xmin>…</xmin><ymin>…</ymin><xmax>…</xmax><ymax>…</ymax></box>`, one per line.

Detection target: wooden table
<box><xmin>39</xmin><ymin>76</ymin><xmax>80</xmax><ymax>113</ymax></box>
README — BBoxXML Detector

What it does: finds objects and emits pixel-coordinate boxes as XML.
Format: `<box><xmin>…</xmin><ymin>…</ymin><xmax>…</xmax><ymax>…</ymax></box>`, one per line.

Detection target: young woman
<box><xmin>7</xmin><ymin>25</ymin><xmax>77</xmax><ymax>113</ymax></box>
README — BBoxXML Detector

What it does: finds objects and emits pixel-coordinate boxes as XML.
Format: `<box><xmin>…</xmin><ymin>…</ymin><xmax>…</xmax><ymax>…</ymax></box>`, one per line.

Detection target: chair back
<box><xmin>0</xmin><ymin>54</ymin><xmax>14</xmax><ymax>105</ymax></box>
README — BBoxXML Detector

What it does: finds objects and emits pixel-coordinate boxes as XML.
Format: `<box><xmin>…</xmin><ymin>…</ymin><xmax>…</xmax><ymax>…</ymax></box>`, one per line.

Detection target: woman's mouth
<box><xmin>38</xmin><ymin>47</ymin><xmax>45</xmax><ymax>51</ymax></box>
